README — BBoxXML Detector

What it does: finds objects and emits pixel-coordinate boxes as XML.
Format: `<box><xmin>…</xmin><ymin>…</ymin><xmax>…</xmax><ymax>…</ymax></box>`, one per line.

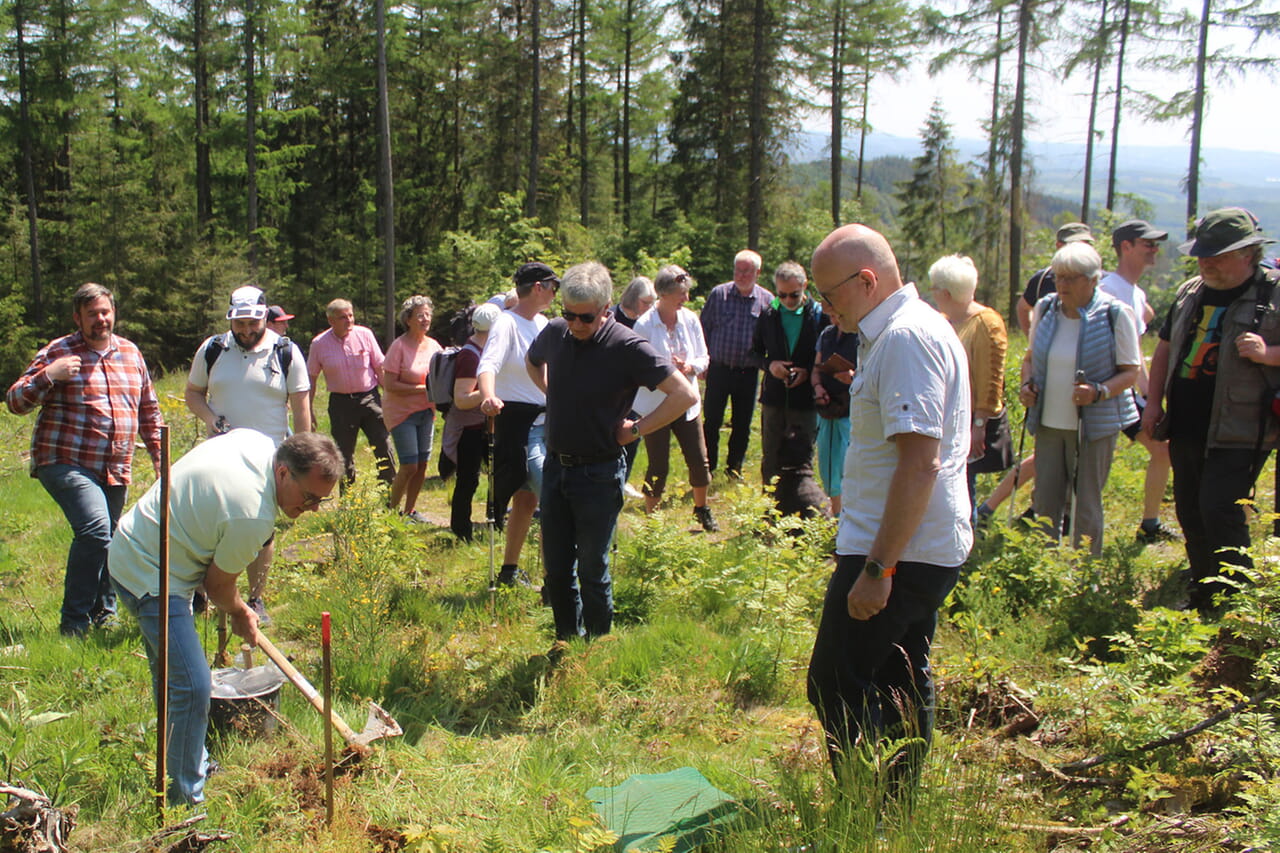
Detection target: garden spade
<box><xmin>256</xmin><ymin>634</ymin><xmax>402</xmax><ymax>750</ymax></box>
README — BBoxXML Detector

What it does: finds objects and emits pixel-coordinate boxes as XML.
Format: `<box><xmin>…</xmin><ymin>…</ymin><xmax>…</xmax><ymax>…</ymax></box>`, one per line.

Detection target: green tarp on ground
<box><xmin>587</xmin><ymin>766</ymin><xmax>754</xmax><ymax>852</ymax></box>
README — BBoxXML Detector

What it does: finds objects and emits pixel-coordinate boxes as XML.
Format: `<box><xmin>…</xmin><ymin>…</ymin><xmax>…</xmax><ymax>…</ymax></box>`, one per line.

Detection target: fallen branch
<box><xmin>127</xmin><ymin>813</ymin><xmax>234</xmax><ymax>853</ymax></box>
<box><xmin>1057</xmin><ymin>684</ymin><xmax>1279</xmax><ymax>773</ymax></box>
<box><xmin>1</xmin><ymin>783</ymin><xmax>77</xmax><ymax>853</ymax></box>
<box><xmin>1003</xmin><ymin>813</ymin><xmax>1131</xmax><ymax>836</ymax></box>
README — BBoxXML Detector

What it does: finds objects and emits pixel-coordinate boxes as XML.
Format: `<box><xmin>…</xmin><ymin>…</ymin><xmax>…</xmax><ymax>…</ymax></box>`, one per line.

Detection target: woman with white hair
<box><xmin>928</xmin><ymin>254</ymin><xmax>1013</xmax><ymax>521</ymax></box>
<box><xmin>632</xmin><ymin>265</ymin><xmax>718</xmax><ymax>532</ymax></box>
<box><xmin>616</xmin><ymin>276</ymin><xmax>657</xmax><ymax>329</ymax></box>
<box><xmin>1019</xmin><ymin>242</ymin><xmax>1140</xmax><ymax>554</ymax></box>
<box><xmin>383</xmin><ymin>295</ymin><xmax>443</xmax><ymax>522</ymax></box>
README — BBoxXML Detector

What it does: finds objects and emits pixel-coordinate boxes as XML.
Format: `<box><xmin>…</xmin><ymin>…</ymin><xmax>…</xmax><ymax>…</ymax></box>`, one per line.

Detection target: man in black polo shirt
<box><xmin>527</xmin><ymin>261</ymin><xmax>697</xmax><ymax>642</ymax></box>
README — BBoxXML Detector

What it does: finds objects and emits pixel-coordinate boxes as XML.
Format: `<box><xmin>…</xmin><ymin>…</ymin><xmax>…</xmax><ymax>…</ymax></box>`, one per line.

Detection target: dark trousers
<box><xmin>807</xmin><ymin>555</ymin><xmax>959</xmax><ymax>791</ymax></box>
<box><xmin>328</xmin><ymin>388</ymin><xmax>396</xmax><ymax>486</ymax></box>
<box><xmin>541</xmin><ymin>454</ymin><xmax>625</xmax><ymax>640</ymax></box>
<box><xmin>1168</xmin><ymin>436</ymin><xmax>1266</xmax><ymax>611</ymax></box>
<box><xmin>450</xmin><ymin>427</ymin><xmax>486</xmax><ymax>542</ymax></box>
<box><xmin>702</xmin><ymin>362</ymin><xmax>759</xmax><ymax>475</ymax></box>
<box><xmin>760</xmin><ymin>404</ymin><xmax>818</xmax><ymax>486</ymax></box>
<box><xmin>643</xmin><ymin>414</ymin><xmax>711</xmax><ymax>501</ymax></box>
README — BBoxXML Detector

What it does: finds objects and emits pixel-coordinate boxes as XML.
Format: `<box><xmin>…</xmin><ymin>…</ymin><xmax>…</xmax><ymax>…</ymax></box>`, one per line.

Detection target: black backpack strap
<box><xmin>202</xmin><ymin>333</ymin><xmax>229</xmax><ymax>377</ymax></box>
<box><xmin>274</xmin><ymin>336</ymin><xmax>294</xmax><ymax>380</ymax></box>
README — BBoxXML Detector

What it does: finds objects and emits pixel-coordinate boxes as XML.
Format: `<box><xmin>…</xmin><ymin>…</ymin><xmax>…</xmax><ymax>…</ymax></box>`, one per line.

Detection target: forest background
<box><xmin>1</xmin><ymin>0</ymin><xmax>1278</xmax><ymax>380</ymax></box>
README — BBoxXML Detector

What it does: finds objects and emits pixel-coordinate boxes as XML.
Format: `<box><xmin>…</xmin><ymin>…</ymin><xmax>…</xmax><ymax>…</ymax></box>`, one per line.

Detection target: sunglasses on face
<box><xmin>562</xmin><ymin>309</ymin><xmax>599</xmax><ymax>324</ymax></box>
<box><xmin>539</xmin><ymin>277</ymin><xmax>560</xmax><ymax>292</ymax></box>
<box><xmin>778</xmin><ymin>291</ymin><xmax>804</xmax><ymax>301</ymax></box>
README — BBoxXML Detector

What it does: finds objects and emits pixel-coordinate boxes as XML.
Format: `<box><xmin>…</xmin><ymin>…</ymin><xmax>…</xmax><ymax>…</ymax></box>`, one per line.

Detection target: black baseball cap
<box><xmin>514</xmin><ymin>262</ymin><xmax>558</xmax><ymax>289</ymax></box>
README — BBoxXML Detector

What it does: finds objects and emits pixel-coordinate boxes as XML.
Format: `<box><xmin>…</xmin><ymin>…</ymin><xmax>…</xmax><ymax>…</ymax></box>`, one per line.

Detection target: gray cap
<box><xmin>1056</xmin><ymin>222</ymin><xmax>1094</xmax><ymax>245</ymax></box>
<box><xmin>1112</xmin><ymin>219</ymin><xmax>1169</xmax><ymax>248</ymax></box>
<box><xmin>227</xmin><ymin>285</ymin><xmax>267</xmax><ymax>320</ymax></box>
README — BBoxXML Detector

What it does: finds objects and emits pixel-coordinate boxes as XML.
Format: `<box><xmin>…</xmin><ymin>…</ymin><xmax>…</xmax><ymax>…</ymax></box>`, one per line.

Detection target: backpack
<box><xmin>204</xmin><ymin>332</ymin><xmax>294</xmax><ymax>380</ymax></box>
<box><xmin>428</xmin><ymin>341</ymin><xmax>481</xmax><ymax>407</ymax></box>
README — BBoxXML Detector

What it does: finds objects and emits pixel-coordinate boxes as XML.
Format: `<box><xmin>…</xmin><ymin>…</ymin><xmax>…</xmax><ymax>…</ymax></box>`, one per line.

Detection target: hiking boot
<box><xmin>248</xmin><ymin>597</ymin><xmax>272</xmax><ymax>628</ymax></box>
<box><xmin>694</xmin><ymin>505</ymin><xmax>719</xmax><ymax>533</ymax></box>
<box><xmin>1137</xmin><ymin>519</ymin><xmax>1181</xmax><ymax>544</ymax></box>
<box><xmin>725</xmin><ymin>468</ymin><xmax>744</xmax><ymax>483</ymax></box>
<box><xmin>497</xmin><ymin>567</ymin><xmax>535</xmax><ymax>589</ymax></box>
<box><xmin>403</xmin><ymin>510</ymin><xmax>430</xmax><ymax>524</ymax></box>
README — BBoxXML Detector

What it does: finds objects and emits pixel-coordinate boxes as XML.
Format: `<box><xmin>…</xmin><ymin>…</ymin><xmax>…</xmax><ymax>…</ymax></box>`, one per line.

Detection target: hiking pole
<box><xmin>155</xmin><ymin>424</ymin><xmax>170</xmax><ymax>825</ymax></box>
<box><xmin>1006</xmin><ymin>409</ymin><xmax>1030</xmax><ymax>529</ymax></box>
<box><xmin>486</xmin><ymin>416</ymin><xmax>497</xmax><ymax>621</ymax></box>
<box><xmin>321</xmin><ymin>612</ymin><xmax>334</xmax><ymax>827</ymax></box>
<box><xmin>1068</xmin><ymin>370</ymin><xmax>1087</xmax><ymax>549</ymax></box>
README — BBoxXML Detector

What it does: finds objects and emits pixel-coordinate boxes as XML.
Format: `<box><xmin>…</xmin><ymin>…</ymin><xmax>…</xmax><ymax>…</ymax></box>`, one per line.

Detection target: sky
<box><xmin>801</xmin><ymin>2</ymin><xmax>1280</xmax><ymax>153</ymax></box>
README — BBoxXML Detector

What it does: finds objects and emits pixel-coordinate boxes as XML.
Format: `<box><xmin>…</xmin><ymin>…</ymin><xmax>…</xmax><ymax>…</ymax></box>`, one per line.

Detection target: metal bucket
<box><xmin>209</xmin><ymin>664</ymin><xmax>287</xmax><ymax>737</ymax></box>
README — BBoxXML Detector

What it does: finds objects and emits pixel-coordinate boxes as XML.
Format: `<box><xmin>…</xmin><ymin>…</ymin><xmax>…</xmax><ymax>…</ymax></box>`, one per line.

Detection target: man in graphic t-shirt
<box><xmin>1143</xmin><ymin>208</ymin><xmax>1280</xmax><ymax>613</ymax></box>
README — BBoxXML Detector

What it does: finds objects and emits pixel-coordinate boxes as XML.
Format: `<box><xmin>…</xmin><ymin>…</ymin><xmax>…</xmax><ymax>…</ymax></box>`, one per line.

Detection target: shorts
<box><xmin>389</xmin><ymin>408</ymin><xmax>436</xmax><ymax>464</ymax></box>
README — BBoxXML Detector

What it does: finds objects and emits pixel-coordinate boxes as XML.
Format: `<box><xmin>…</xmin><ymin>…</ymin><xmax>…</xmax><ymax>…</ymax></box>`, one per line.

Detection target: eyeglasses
<box><xmin>816</xmin><ymin>270</ymin><xmax>864</xmax><ymax>306</ymax></box>
<box><xmin>562</xmin><ymin>309</ymin><xmax>598</xmax><ymax>324</ymax></box>
<box><xmin>291</xmin><ymin>471</ymin><xmax>333</xmax><ymax>508</ymax></box>
<box><xmin>778</xmin><ymin>291</ymin><xmax>804</xmax><ymax>302</ymax></box>
<box><xmin>539</xmin><ymin>277</ymin><xmax>560</xmax><ymax>292</ymax></box>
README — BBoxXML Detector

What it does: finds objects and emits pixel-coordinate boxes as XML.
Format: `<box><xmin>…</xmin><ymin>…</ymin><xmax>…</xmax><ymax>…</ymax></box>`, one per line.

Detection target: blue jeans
<box><xmin>541</xmin><ymin>454</ymin><xmax>624</xmax><ymax>640</ymax></box>
<box><xmin>112</xmin><ymin>583</ymin><xmax>210</xmax><ymax>806</ymax></box>
<box><xmin>526</xmin><ymin>421</ymin><xmax>547</xmax><ymax>497</ymax></box>
<box><xmin>389</xmin><ymin>408</ymin><xmax>436</xmax><ymax>465</ymax></box>
<box><xmin>36</xmin><ymin>464</ymin><xmax>127</xmax><ymax>635</ymax></box>
<box><xmin>807</xmin><ymin>556</ymin><xmax>960</xmax><ymax>793</ymax></box>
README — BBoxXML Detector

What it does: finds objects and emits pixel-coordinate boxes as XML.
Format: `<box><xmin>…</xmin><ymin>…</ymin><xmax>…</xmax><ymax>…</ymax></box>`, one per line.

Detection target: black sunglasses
<box><xmin>562</xmin><ymin>309</ymin><xmax>598</xmax><ymax>324</ymax></box>
<box><xmin>539</xmin><ymin>277</ymin><xmax>560</xmax><ymax>292</ymax></box>
<box><xmin>778</xmin><ymin>291</ymin><xmax>804</xmax><ymax>301</ymax></box>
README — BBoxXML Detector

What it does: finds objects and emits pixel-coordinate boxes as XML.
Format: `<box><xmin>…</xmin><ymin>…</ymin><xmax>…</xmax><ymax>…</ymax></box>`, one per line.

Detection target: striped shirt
<box><xmin>699</xmin><ymin>281</ymin><xmax>773</xmax><ymax>368</ymax></box>
<box><xmin>308</xmin><ymin>325</ymin><xmax>384</xmax><ymax>393</ymax></box>
<box><xmin>6</xmin><ymin>332</ymin><xmax>163</xmax><ymax>484</ymax></box>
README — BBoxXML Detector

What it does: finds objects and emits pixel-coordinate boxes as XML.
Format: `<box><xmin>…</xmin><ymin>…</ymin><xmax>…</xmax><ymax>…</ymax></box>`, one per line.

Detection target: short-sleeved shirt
<box><xmin>477</xmin><ymin>309</ymin><xmax>548</xmax><ymax>406</ymax></box>
<box><xmin>839</xmin><ymin>284</ymin><xmax>972</xmax><ymax>566</ymax></box>
<box><xmin>448</xmin><ymin>339</ymin><xmax>486</xmax><ymax>432</ymax></box>
<box><xmin>700</xmin><ymin>281</ymin><xmax>773</xmax><ymax>368</ymax></box>
<box><xmin>381</xmin><ymin>333</ymin><xmax>440</xmax><ymax>431</ymax></box>
<box><xmin>109</xmin><ymin>429</ymin><xmax>279</xmax><ymax>599</ymax></box>
<box><xmin>1099</xmin><ymin>271</ymin><xmax>1150</xmax><ymax>336</ymax></box>
<box><xmin>308</xmin><ymin>325</ymin><xmax>384</xmax><ymax>394</ymax></box>
<box><xmin>527</xmin><ymin>315</ymin><xmax>676</xmax><ymax>458</ymax></box>
<box><xmin>1022</xmin><ymin>267</ymin><xmax>1056</xmax><ymax>307</ymax></box>
<box><xmin>1159</xmin><ymin>280</ymin><xmax>1251</xmax><ymax>441</ymax></box>
<box><xmin>188</xmin><ymin>329</ymin><xmax>309</xmax><ymax>444</ymax></box>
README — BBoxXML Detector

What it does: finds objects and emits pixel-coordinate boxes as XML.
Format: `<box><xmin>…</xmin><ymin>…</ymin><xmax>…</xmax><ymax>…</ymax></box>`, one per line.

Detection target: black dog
<box><xmin>771</xmin><ymin>426</ymin><xmax>826</xmax><ymax>520</ymax></box>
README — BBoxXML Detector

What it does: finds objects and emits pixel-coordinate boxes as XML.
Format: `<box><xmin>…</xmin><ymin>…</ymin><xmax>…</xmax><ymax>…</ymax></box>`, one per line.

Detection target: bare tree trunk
<box><xmin>376</xmin><ymin>0</ymin><xmax>396</xmax><ymax>345</ymax></box>
<box><xmin>245</xmin><ymin>0</ymin><xmax>259</xmax><ymax>272</ymax></box>
<box><xmin>578</xmin><ymin>0</ymin><xmax>588</xmax><ymax>225</ymax></box>
<box><xmin>1082</xmin><ymin>0</ymin><xmax>1107</xmax><ymax>221</ymax></box>
<box><xmin>746</xmin><ymin>0</ymin><xmax>767</xmax><ymax>249</ymax></box>
<box><xmin>194</xmin><ymin>0</ymin><xmax>212</xmax><ymax>233</ymax></box>
<box><xmin>1008</xmin><ymin>0</ymin><xmax>1031</xmax><ymax>323</ymax></box>
<box><xmin>525</xmin><ymin>0</ymin><xmax>542</xmax><ymax>219</ymax></box>
<box><xmin>985</xmin><ymin>9</ymin><xmax>1004</xmax><ymax>299</ymax></box>
<box><xmin>1106</xmin><ymin>0</ymin><xmax>1130</xmax><ymax>211</ymax></box>
<box><xmin>1186</xmin><ymin>0</ymin><xmax>1209</xmax><ymax>230</ymax></box>
<box><xmin>830</xmin><ymin>0</ymin><xmax>844</xmax><ymax>226</ymax></box>
<box><xmin>15</xmin><ymin>0</ymin><xmax>42</xmax><ymax>323</ymax></box>
<box><xmin>856</xmin><ymin>65</ymin><xmax>869</xmax><ymax>201</ymax></box>
<box><xmin>622</xmin><ymin>0</ymin><xmax>633</xmax><ymax>229</ymax></box>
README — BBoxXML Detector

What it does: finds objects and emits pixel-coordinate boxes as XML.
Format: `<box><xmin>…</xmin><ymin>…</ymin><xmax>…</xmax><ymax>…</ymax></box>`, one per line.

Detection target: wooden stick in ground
<box><xmin>155</xmin><ymin>424</ymin><xmax>170</xmax><ymax>825</ymax></box>
<box><xmin>322</xmin><ymin>612</ymin><xmax>334</xmax><ymax>826</ymax></box>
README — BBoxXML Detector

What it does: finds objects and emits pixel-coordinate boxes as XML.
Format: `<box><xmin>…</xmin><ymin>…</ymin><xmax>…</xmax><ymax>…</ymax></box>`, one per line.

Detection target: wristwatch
<box><xmin>629</xmin><ymin>423</ymin><xmax>641</xmax><ymax>438</ymax></box>
<box><xmin>863</xmin><ymin>557</ymin><xmax>897</xmax><ymax>579</ymax></box>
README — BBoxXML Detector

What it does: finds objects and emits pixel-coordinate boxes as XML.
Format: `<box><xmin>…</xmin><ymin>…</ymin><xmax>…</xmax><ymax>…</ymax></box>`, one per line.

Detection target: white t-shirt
<box><xmin>838</xmin><ymin>284</ymin><xmax>972</xmax><ymax>567</ymax></box>
<box><xmin>188</xmin><ymin>329</ymin><xmax>309</xmax><ymax>444</ymax></box>
<box><xmin>476</xmin><ymin>309</ymin><xmax>548</xmax><ymax>407</ymax></box>
<box><xmin>109</xmin><ymin>429</ymin><xmax>279</xmax><ymax>599</ymax></box>
<box><xmin>1099</xmin><ymin>271</ymin><xmax>1149</xmax><ymax>336</ymax></box>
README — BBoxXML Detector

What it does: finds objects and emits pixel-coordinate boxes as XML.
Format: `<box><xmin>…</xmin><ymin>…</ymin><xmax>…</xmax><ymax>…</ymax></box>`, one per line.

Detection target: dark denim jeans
<box><xmin>541</xmin><ymin>454</ymin><xmax>625</xmax><ymax>640</ymax></box>
<box><xmin>807</xmin><ymin>555</ymin><xmax>960</xmax><ymax>792</ymax></box>
<box><xmin>111</xmin><ymin>583</ymin><xmax>210</xmax><ymax>806</ymax></box>
<box><xmin>36</xmin><ymin>464</ymin><xmax>127</xmax><ymax>635</ymax></box>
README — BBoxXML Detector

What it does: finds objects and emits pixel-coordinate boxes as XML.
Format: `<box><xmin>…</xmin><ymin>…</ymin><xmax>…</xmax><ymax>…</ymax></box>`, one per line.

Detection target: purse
<box><xmin>970</xmin><ymin>409</ymin><xmax>1014</xmax><ymax>474</ymax></box>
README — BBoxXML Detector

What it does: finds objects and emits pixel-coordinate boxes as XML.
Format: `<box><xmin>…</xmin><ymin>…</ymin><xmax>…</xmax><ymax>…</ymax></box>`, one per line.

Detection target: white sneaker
<box><xmin>623</xmin><ymin>483</ymin><xmax>643</xmax><ymax>499</ymax></box>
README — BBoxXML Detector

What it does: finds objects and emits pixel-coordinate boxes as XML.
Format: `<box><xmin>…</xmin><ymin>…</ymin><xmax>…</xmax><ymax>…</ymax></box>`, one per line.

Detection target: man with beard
<box><xmin>185</xmin><ymin>285</ymin><xmax>311</xmax><ymax>624</ymax></box>
<box><xmin>7</xmin><ymin>282</ymin><xmax>164</xmax><ymax>637</ymax></box>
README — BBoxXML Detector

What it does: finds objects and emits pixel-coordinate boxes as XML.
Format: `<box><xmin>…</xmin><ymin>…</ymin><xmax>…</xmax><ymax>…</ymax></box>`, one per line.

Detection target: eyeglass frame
<box><xmin>290</xmin><ymin>469</ymin><xmax>333</xmax><ymax>508</ymax></box>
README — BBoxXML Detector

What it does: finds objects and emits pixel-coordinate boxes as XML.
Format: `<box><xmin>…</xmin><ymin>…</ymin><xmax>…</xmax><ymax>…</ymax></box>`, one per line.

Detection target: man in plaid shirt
<box><xmin>6</xmin><ymin>282</ymin><xmax>163</xmax><ymax>636</ymax></box>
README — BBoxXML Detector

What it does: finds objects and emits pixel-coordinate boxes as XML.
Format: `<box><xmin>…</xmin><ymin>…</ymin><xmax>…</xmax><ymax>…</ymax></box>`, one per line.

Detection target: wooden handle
<box><xmin>257</xmin><ymin>634</ymin><xmax>361</xmax><ymax>745</ymax></box>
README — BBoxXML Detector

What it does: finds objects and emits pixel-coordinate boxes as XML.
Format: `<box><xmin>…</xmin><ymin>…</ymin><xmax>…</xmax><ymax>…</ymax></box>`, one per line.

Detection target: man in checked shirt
<box><xmin>7</xmin><ymin>282</ymin><xmax>163</xmax><ymax>637</ymax></box>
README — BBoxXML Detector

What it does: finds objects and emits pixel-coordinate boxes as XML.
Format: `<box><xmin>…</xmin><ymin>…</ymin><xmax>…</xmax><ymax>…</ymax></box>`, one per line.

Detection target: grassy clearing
<box><xmin>2</xmin><ymin>358</ymin><xmax>1279</xmax><ymax>852</ymax></box>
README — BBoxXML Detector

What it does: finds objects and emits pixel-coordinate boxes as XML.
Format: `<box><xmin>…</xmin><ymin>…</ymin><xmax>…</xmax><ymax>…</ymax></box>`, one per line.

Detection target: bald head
<box><xmin>811</xmin><ymin>224</ymin><xmax>904</xmax><ymax>332</ymax></box>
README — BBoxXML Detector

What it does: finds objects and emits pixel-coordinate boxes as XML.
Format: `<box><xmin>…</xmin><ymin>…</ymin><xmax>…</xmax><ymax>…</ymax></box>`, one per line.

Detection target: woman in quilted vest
<box><xmin>1018</xmin><ymin>242</ymin><xmax>1140</xmax><ymax>554</ymax></box>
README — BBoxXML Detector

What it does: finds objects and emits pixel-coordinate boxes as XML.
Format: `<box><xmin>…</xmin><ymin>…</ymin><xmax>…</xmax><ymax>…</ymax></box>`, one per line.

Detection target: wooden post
<box><xmin>155</xmin><ymin>425</ymin><xmax>171</xmax><ymax>824</ymax></box>
<box><xmin>322</xmin><ymin>612</ymin><xmax>334</xmax><ymax>826</ymax></box>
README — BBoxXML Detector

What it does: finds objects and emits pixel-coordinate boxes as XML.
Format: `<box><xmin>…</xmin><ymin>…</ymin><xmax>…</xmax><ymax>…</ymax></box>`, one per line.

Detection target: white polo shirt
<box><xmin>188</xmin><ymin>328</ymin><xmax>309</xmax><ymax>444</ymax></box>
<box><xmin>109</xmin><ymin>429</ymin><xmax>279</xmax><ymax>599</ymax></box>
<box><xmin>838</xmin><ymin>284</ymin><xmax>973</xmax><ymax>567</ymax></box>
